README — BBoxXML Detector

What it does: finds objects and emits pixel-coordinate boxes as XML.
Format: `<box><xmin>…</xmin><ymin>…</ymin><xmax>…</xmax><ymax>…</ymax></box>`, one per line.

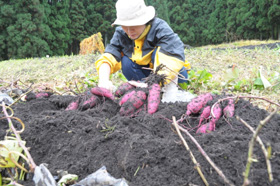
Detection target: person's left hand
<box><xmin>128</xmin><ymin>80</ymin><xmax>148</xmax><ymax>88</ymax></box>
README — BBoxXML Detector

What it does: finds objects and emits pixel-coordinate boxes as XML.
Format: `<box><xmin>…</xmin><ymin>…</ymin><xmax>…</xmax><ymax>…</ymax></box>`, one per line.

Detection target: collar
<box><xmin>129</xmin><ymin>24</ymin><xmax>151</xmax><ymax>40</ymax></box>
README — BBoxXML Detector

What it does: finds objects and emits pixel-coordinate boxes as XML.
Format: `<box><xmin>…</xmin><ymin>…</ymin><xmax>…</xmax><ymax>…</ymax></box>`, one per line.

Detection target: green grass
<box><xmin>0</xmin><ymin>40</ymin><xmax>279</xmax><ymax>110</ymax></box>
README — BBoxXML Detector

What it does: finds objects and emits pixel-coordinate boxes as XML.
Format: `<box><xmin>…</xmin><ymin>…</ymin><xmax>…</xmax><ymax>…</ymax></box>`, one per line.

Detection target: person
<box><xmin>95</xmin><ymin>0</ymin><xmax>190</xmax><ymax>92</ymax></box>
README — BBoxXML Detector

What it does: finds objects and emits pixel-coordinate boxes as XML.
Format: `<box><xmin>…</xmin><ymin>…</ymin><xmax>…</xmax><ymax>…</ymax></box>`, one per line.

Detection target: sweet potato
<box><xmin>80</xmin><ymin>95</ymin><xmax>100</xmax><ymax>110</ymax></box>
<box><xmin>196</xmin><ymin>120</ymin><xmax>215</xmax><ymax>134</ymax></box>
<box><xmin>196</xmin><ymin>103</ymin><xmax>222</xmax><ymax>134</ymax></box>
<box><xmin>35</xmin><ymin>92</ymin><xmax>52</xmax><ymax>99</ymax></box>
<box><xmin>223</xmin><ymin>98</ymin><xmax>235</xmax><ymax>118</ymax></box>
<box><xmin>66</xmin><ymin>100</ymin><xmax>79</xmax><ymax>111</ymax></box>
<box><xmin>186</xmin><ymin>93</ymin><xmax>213</xmax><ymax>115</ymax></box>
<box><xmin>25</xmin><ymin>92</ymin><xmax>52</xmax><ymax>101</ymax></box>
<box><xmin>212</xmin><ymin>103</ymin><xmax>222</xmax><ymax>122</ymax></box>
<box><xmin>198</xmin><ymin>105</ymin><xmax>211</xmax><ymax>126</ymax></box>
<box><xmin>119</xmin><ymin>90</ymin><xmax>136</xmax><ymax>106</ymax></box>
<box><xmin>90</xmin><ymin>87</ymin><xmax>114</xmax><ymax>100</ymax></box>
<box><xmin>147</xmin><ymin>83</ymin><xmax>161</xmax><ymax>114</ymax></box>
<box><xmin>115</xmin><ymin>82</ymin><xmax>135</xmax><ymax>97</ymax></box>
<box><xmin>119</xmin><ymin>90</ymin><xmax>147</xmax><ymax>116</ymax></box>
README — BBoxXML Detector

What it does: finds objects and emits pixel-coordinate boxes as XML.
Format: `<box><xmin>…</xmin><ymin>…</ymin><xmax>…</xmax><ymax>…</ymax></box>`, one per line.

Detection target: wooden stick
<box><xmin>237</xmin><ymin>116</ymin><xmax>273</xmax><ymax>182</ymax></box>
<box><xmin>173</xmin><ymin>121</ymin><xmax>235</xmax><ymax>186</ymax></box>
<box><xmin>172</xmin><ymin>116</ymin><xmax>209</xmax><ymax>186</ymax></box>
<box><xmin>1</xmin><ymin>102</ymin><xmax>37</xmax><ymax>172</ymax></box>
<box><xmin>242</xmin><ymin>108</ymin><xmax>278</xmax><ymax>186</ymax></box>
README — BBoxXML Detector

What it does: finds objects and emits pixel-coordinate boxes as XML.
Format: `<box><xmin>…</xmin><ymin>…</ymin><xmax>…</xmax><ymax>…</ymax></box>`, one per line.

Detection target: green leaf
<box><xmin>254</xmin><ymin>78</ymin><xmax>263</xmax><ymax>86</ymax></box>
<box><xmin>178</xmin><ymin>82</ymin><xmax>188</xmax><ymax>90</ymax></box>
<box><xmin>197</xmin><ymin>69</ymin><xmax>212</xmax><ymax>83</ymax></box>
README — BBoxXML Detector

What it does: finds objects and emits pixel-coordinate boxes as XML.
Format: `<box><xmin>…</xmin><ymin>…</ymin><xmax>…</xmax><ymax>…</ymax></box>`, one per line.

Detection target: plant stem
<box><xmin>172</xmin><ymin>116</ymin><xmax>209</xmax><ymax>186</ymax></box>
<box><xmin>1</xmin><ymin>102</ymin><xmax>37</xmax><ymax>172</ymax></box>
<box><xmin>237</xmin><ymin>116</ymin><xmax>273</xmax><ymax>182</ymax></box>
<box><xmin>173</xmin><ymin>121</ymin><xmax>235</xmax><ymax>186</ymax></box>
<box><xmin>242</xmin><ymin>108</ymin><xmax>278</xmax><ymax>186</ymax></box>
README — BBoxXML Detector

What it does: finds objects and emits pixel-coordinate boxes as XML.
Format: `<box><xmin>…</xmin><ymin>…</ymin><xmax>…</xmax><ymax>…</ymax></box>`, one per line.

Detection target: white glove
<box><xmin>128</xmin><ymin>80</ymin><xmax>148</xmax><ymax>88</ymax></box>
<box><xmin>98</xmin><ymin>80</ymin><xmax>116</xmax><ymax>93</ymax></box>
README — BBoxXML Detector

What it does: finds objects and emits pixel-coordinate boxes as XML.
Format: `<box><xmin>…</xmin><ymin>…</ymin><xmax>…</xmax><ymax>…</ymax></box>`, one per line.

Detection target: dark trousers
<box><xmin>121</xmin><ymin>49</ymin><xmax>188</xmax><ymax>83</ymax></box>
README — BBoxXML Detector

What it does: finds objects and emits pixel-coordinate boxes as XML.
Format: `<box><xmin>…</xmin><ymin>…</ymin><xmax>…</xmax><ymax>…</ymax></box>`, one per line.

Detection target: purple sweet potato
<box><xmin>212</xmin><ymin>103</ymin><xmax>222</xmax><ymax>122</ymax></box>
<box><xmin>147</xmin><ymin>83</ymin><xmax>161</xmax><ymax>114</ymax></box>
<box><xmin>196</xmin><ymin>120</ymin><xmax>215</xmax><ymax>134</ymax></box>
<box><xmin>196</xmin><ymin>103</ymin><xmax>222</xmax><ymax>134</ymax></box>
<box><xmin>80</xmin><ymin>94</ymin><xmax>100</xmax><ymax>110</ymax></box>
<box><xmin>119</xmin><ymin>90</ymin><xmax>147</xmax><ymax>116</ymax></box>
<box><xmin>198</xmin><ymin>105</ymin><xmax>211</xmax><ymax>127</ymax></box>
<box><xmin>66</xmin><ymin>100</ymin><xmax>79</xmax><ymax>111</ymax></box>
<box><xmin>90</xmin><ymin>87</ymin><xmax>114</xmax><ymax>100</ymax></box>
<box><xmin>119</xmin><ymin>90</ymin><xmax>136</xmax><ymax>106</ymax></box>
<box><xmin>223</xmin><ymin>98</ymin><xmax>235</xmax><ymax>118</ymax></box>
<box><xmin>115</xmin><ymin>82</ymin><xmax>135</xmax><ymax>97</ymax></box>
<box><xmin>25</xmin><ymin>92</ymin><xmax>52</xmax><ymax>101</ymax></box>
<box><xmin>186</xmin><ymin>93</ymin><xmax>213</xmax><ymax>115</ymax></box>
<box><xmin>35</xmin><ymin>92</ymin><xmax>52</xmax><ymax>99</ymax></box>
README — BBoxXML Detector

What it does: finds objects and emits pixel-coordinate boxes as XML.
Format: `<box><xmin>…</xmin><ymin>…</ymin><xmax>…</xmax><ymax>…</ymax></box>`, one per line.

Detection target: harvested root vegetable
<box><xmin>80</xmin><ymin>95</ymin><xmax>100</xmax><ymax>110</ymax></box>
<box><xmin>36</xmin><ymin>92</ymin><xmax>52</xmax><ymax>98</ymax></box>
<box><xmin>119</xmin><ymin>90</ymin><xmax>136</xmax><ymax>106</ymax></box>
<box><xmin>223</xmin><ymin>98</ymin><xmax>235</xmax><ymax>118</ymax></box>
<box><xmin>196</xmin><ymin>120</ymin><xmax>215</xmax><ymax>133</ymax></box>
<box><xmin>212</xmin><ymin>103</ymin><xmax>222</xmax><ymax>122</ymax></box>
<box><xmin>119</xmin><ymin>90</ymin><xmax>147</xmax><ymax>116</ymax></box>
<box><xmin>186</xmin><ymin>93</ymin><xmax>213</xmax><ymax>116</ymax></box>
<box><xmin>196</xmin><ymin>103</ymin><xmax>222</xmax><ymax>134</ymax></box>
<box><xmin>26</xmin><ymin>92</ymin><xmax>52</xmax><ymax>101</ymax></box>
<box><xmin>198</xmin><ymin>105</ymin><xmax>211</xmax><ymax>127</ymax></box>
<box><xmin>147</xmin><ymin>83</ymin><xmax>161</xmax><ymax>114</ymax></box>
<box><xmin>115</xmin><ymin>82</ymin><xmax>135</xmax><ymax>97</ymax></box>
<box><xmin>90</xmin><ymin>87</ymin><xmax>114</xmax><ymax>100</ymax></box>
<box><xmin>66</xmin><ymin>99</ymin><xmax>79</xmax><ymax>111</ymax></box>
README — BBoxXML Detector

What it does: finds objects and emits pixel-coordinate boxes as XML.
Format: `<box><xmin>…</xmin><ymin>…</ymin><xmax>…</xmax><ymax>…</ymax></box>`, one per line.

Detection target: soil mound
<box><xmin>0</xmin><ymin>94</ymin><xmax>279</xmax><ymax>186</ymax></box>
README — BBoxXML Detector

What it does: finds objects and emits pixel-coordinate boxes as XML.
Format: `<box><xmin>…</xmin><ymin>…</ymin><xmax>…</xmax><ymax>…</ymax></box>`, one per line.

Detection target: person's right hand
<box><xmin>98</xmin><ymin>80</ymin><xmax>116</xmax><ymax>93</ymax></box>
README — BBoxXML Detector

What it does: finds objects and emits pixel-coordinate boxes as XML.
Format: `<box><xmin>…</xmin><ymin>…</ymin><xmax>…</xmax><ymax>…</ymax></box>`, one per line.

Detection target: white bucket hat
<box><xmin>112</xmin><ymin>0</ymin><xmax>155</xmax><ymax>26</ymax></box>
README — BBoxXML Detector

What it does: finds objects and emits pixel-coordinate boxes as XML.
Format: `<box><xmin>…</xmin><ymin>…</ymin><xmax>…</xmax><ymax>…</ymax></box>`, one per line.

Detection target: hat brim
<box><xmin>112</xmin><ymin>6</ymin><xmax>155</xmax><ymax>26</ymax></box>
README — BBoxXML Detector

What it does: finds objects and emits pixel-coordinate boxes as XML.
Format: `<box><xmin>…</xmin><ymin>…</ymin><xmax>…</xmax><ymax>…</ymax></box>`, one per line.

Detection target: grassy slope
<box><xmin>0</xmin><ymin>40</ymin><xmax>279</xmax><ymax>110</ymax></box>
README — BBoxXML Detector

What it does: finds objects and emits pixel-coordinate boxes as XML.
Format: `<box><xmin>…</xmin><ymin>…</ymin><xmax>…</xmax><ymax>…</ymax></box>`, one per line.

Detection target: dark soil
<box><xmin>0</xmin><ymin>92</ymin><xmax>279</xmax><ymax>186</ymax></box>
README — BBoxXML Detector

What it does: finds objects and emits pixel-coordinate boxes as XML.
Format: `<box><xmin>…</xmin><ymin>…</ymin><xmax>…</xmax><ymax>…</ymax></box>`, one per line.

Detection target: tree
<box><xmin>268</xmin><ymin>0</ymin><xmax>280</xmax><ymax>39</ymax></box>
<box><xmin>47</xmin><ymin>0</ymin><xmax>71</xmax><ymax>56</ymax></box>
<box><xmin>68</xmin><ymin>0</ymin><xmax>87</xmax><ymax>54</ymax></box>
<box><xmin>235</xmin><ymin>0</ymin><xmax>259</xmax><ymax>40</ymax></box>
<box><xmin>0</xmin><ymin>0</ymin><xmax>14</xmax><ymax>60</ymax></box>
<box><xmin>206</xmin><ymin>0</ymin><xmax>227</xmax><ymax>44</ymax></box>
<box><xmin>226</xmin><ymin>0</ymin><xmax>240</xmax><ymax>42</ymax></box>
<box><xmin>84</xmin><ymin>0</ymin><xmax>115</xmax><ymax>46</ymax></box>
<box><xmin>255</xmin><ymin>0</ymin><xmax>272</xmax><ymax>40</ymax></box>
<box><xmin>5</xmin><ymin>0</ymin><xmax>51</xmax><ymax>59</ymax></box>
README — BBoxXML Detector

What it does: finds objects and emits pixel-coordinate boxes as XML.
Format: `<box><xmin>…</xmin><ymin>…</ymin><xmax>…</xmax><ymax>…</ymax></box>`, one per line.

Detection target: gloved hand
<box><xmin>128</xmin><ymin>81</ymin><xmax>148</xmax><ymax>88</ymax></box>
<box><xmin>98</xmin><ymin>80</ymin><xmax>116</xmax><ymax>93</ymax></box>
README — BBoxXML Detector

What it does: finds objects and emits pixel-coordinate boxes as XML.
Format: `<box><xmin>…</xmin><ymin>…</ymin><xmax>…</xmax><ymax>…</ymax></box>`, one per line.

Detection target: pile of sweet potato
<box><xmin>185</xmin><ymin>93</ymin><xmax>235</xmax><ymax>134</ymax></box>
<box><xmin>115</xmin><ymin>82</ymin><xmax>163</xmax><ymax>116</ymax></box>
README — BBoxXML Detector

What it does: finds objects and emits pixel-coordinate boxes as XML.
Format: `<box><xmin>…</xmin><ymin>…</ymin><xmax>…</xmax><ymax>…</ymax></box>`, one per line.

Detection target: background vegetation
<box><xmin>0</xmin><ymin>40</ymin><xmax>279</xmax><ymax>111</ymax></box>
<box><xmin>0</xmin><ymin>0</ymin><xmax>279</xmax><ymax>60</ymax></box>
